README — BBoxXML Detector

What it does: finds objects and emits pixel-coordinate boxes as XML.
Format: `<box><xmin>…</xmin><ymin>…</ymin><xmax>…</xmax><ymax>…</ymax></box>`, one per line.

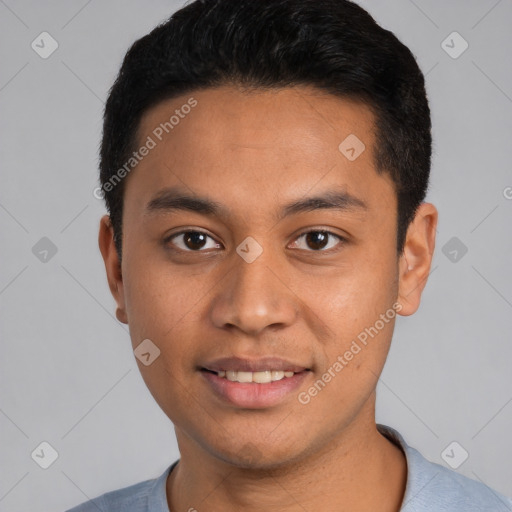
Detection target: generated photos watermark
<box><xmin>298</xmin><ymin>302</ymin><xmax>403</xmax><ymax>405</ymax></box>
<box><xmin>93</xmin><ymin>97</ymin><xmax>198</xmax><ymax>200</ymax></box>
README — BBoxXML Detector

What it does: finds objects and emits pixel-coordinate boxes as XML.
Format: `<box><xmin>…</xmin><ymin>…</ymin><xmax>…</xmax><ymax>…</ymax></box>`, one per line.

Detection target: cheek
<box><xmin>308</xmin><ymin>250</ymin><xmax>399</xmax><ymax>389</ymax></box>
<box><xmin>312</xmin><ymin>253</ymin><xmax>398</xmax><ymax>330</ymax></box>
<box><xmin>122</xmin><ymin>256</ymin><xmax>201</xmax><ymax>343</ymax></box>
<box><xmin>122</xmin><ymin>263</ymin><xmax>202</xmax><ymax>421</ymax></box>
<box><xmin>302</xmin><ymin>287</ymin><xmax>397</xmax><ymax>422</ymax></box>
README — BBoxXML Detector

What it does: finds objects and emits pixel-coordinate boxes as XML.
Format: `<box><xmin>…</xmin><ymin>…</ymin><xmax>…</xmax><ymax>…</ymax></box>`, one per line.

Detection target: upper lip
<box><xmin>201</xmin><ymin>356</ymin><xmax>309</xmax><ymax>373</ymax></box>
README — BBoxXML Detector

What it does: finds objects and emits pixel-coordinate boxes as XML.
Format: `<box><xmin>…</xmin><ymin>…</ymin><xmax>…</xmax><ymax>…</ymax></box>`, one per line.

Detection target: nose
<box><xmin>209</xmin><ymin>240</ymin><xmax>298</xmax><ymax>336</ymax></box>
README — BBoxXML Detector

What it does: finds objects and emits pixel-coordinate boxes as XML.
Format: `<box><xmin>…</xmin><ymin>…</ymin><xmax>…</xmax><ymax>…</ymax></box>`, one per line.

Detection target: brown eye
<box><xmin>292</xmin><ymin>230</ymin><xmax>345</xmax><ymax>252</ymax></box>
<box><xmin>305</xmin><ymin>231</ymin><xmax>329</xmax><ymax>250</ymax></box>
<box><xmin>167</xmin><ymin>231</ymin><xmax>221</xmax><ymax>251</ymax></box>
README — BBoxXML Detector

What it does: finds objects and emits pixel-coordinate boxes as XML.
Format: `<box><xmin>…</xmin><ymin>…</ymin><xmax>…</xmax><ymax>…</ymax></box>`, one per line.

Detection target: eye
<box><xmin>290</xmin><ymin>229</ymin><xmax>346</xmax><ymax>252</ymax></box>
<box><xmin>164</xmin><ymin>228</ymin><xmax>346</xmax><ymax>253</ymax></box>
<box><xmin>165</xmin><ymin>230</ymin><xmax>221</xmax><ymax>252</ymax></box>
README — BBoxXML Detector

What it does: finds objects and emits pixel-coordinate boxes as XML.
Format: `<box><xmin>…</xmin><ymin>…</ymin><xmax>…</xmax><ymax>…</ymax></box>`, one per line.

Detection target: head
<box><xmin>98</xmin><ymin>0</ymin><xmax>437</xmax><ymax>468</ymax></box>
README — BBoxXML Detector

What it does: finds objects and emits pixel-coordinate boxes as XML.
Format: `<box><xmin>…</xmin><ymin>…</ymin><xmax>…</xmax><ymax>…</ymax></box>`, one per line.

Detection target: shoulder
<box><xmin>405</xmin><ymin>447</ymin><xmax>512</xmax><ymax>511</ymax></box>
<box><xmin>65</xmin><ymin>479</ymin><xmax>154</xmax><ymax>512</ymax></box>
<box><xmin>377</xmin><ymin>424</ymin><xmax>512</xmax><ymax>512</ymax></box>
<box><xmin>65</xmin><ymin>462</ymin><xmax>176</xmax><ymax>512</ymax></box>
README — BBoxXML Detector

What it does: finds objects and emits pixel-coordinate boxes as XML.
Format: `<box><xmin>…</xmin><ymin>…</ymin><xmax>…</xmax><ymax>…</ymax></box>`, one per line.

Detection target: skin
<box><xmin>99</xmin><ymin>85</ymin><xmax>437</xmax><ymax>511</ymax></box>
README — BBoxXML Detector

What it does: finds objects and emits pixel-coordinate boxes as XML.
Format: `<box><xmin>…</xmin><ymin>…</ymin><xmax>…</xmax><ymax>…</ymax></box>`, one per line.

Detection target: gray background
<box><xmin>0</xmin><ymin>1</ymin><xmax>511</xmax><ymax>510</ymax></box>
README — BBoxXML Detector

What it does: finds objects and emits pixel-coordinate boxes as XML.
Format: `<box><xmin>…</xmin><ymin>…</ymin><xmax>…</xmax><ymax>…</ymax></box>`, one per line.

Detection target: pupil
<box><xmin>185</xmin><ymin>232</ymin><xmax>206</xmax><ymax>250</ymax></box>
<box><xmin>306</xmin><ymin>231</ymin><xmax>328</xmax><ymax>250</ymax></box>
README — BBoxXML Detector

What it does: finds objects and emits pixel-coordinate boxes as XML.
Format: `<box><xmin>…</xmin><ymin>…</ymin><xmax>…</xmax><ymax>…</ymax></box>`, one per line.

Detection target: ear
<box><xmin>98</xmin><ymin>215</ymin><xmax>128</xmax><ymax>324</ymax></box>
<box><xmin>397</xmin><ymin>202</ymin><xmax>438</xmax><ymax>316</ymax></box>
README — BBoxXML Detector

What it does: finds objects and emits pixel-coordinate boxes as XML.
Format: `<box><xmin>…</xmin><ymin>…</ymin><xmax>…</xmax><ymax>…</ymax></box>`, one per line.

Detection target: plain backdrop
<box><xmin>0</xmin><ymin>1</ymin><xmax>511</xmax><ymax>510</ymax></box>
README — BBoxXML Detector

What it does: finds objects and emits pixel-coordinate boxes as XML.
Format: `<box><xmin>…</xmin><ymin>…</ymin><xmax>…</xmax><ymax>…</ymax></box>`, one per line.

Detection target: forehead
<box><xmin>138</xmin><ymin>85</ymin><xmax>377</xmax><ymax>157</ymax></box>
<box><xmin>125</xmin><ymin>85</ymin><xmax>395</xmax><ymax>220</ymax></box>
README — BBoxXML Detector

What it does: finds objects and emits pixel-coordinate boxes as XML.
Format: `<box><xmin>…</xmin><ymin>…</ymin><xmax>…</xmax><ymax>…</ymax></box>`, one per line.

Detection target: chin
<box><xmin>210</xmin><ymin>437</ymin><xmax>307</xmax><ymax>471</ymax></box>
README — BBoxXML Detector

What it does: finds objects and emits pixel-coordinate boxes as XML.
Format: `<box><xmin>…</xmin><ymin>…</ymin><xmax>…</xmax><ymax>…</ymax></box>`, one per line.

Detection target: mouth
<box><xmin>199</xmin><ymin>357</ymin><xmax>311</xmax><ymax>408</ymax></box>
<box><xmin>202</xmin><ymin>368</ymin><xmax>302</xmax><ymax>383</ymax></box>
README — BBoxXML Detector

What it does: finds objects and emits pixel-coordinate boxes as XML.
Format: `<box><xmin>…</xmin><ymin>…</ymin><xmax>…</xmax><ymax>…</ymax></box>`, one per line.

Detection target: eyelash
<box><xmin>164</xmin><ymin>228</ymin><xmax>347</xmax><ymax>254</ymax></box>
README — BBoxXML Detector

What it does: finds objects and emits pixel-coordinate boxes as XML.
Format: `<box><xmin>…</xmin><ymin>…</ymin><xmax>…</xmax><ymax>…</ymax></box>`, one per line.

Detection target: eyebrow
<box><xmin>144</xmin><ymin>186</ymin><xmax>368</xmax><ymax>221</ymax></box>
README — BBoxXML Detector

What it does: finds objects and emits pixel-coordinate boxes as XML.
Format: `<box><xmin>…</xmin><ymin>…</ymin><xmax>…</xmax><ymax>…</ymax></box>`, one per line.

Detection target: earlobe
<box><xmin>397</xmin><ymin>203</ymin><xmax>438</xmax><ymax>317</ymax></box>
<box><xmin>98</xmin><ymin>215</ymin><xmax>128</xmax><ymax>324</ymax></box>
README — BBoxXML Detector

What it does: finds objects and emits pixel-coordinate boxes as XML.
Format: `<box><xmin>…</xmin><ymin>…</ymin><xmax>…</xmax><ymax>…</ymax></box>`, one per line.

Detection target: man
<box><xmin>68</xmin><ymin>0</ymin><xmax>512</xmax><ymax>510</ymax></box>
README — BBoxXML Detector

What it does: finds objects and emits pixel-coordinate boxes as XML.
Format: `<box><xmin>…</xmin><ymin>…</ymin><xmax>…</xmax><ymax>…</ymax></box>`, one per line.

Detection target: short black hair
<box><xmin>99</xmin><ymin>0</ymin><xmax>431</xmax><ymax>260</ymax></box>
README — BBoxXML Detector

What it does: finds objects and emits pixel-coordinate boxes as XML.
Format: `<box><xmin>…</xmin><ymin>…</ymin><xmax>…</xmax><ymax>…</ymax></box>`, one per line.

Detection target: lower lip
<box><xmin>201</xmin><ymin>370</ymin><xmax>310</xmax><ymax>408</ymax></box>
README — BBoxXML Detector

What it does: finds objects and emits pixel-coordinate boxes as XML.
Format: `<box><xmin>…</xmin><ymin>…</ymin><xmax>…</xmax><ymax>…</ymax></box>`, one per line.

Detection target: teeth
<box><xmin>216</xmin><ymin>370</ymin><xmax>297</xmax><ymax>383</ymax></box>
<box><xmin>271</xmin><ymin>370</ymin><xmax>285</xmax><ymax>381</ymax></box>
<box><xmin>237</xmin><ymin>371</ymin><xmax>253</xmax><ymax>383</ymax></box>
<box><xmin>253</xmin><ymin>371</ymin><xmax>272</xmax><ymax>383</ymax></box>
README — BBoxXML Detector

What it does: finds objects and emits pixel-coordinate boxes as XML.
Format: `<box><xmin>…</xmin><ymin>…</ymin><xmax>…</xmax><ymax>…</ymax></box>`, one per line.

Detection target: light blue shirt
<box><xmin>66</xmin><ymin>424</ymin><xmax>512</xmax><ymax>511</ymax></box>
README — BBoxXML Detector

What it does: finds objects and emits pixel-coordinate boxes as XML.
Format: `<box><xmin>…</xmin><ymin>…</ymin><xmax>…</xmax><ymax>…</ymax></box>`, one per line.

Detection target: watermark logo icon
<box><xmin>31</xmin><ymin>32</ymin><xmax>59</xmax><ymax>59</ymax></box>
<box><xmin>134</xmin><ymin>338</ymin><xmax>161</xmax><ymax>366</ymax></box>
<box><xmin>441</xmin><ymin>31</ymin><xmax>468</xmax><ymax>59</ymax></box>
<box><xmin>32</xmin><ymin>237</ymin><xmax>58</xmax><ymax>263</ymax></box>
<box><xmin>236</xmin><ymin>237</ymin><xmax>263</xmax><ymax>263</ymax></box>
<box><xmin>31</xmin><ymin>441</ymin><xmax>59</xmax><ymax>469</ymax></box>
<box><xmin>441</xmin><ymin>441</ymin><xmax>469</xmax><ymax>469</ymax></box>
<box><xmin>442</xmin><ymin>236</ymin><xmax>468</xmax><ymax>263</ymax></box>
<box><xmin>339</xmin><ymin>134</ymin><xmax>366</xmax><ymax>161</ymax></box>
<box><xmin>238</xmin><ymin>442</ymin><xmax>264</xmax><ymax>465</ymax></box>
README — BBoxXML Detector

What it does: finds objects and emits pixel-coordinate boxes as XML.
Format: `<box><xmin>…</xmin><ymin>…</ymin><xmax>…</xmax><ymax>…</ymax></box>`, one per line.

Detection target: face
<box><xmin>99</xmin><ymin>85</ymin><xmax>436</xmax><ymax>468</ymax></box>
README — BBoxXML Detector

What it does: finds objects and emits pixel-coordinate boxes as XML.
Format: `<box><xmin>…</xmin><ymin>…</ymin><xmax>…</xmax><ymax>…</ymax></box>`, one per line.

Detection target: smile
<box><xmin>207</xmin><ymin>369</ymin><xmax>297</xmax><ymax>383</ymax></box>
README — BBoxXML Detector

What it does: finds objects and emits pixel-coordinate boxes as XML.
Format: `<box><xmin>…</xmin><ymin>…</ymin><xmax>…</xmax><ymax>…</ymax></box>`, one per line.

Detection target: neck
<box><xmin>166</xmin><ymin>399</ymin><xmax>407</xmax><ymax>512</ymax></box>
